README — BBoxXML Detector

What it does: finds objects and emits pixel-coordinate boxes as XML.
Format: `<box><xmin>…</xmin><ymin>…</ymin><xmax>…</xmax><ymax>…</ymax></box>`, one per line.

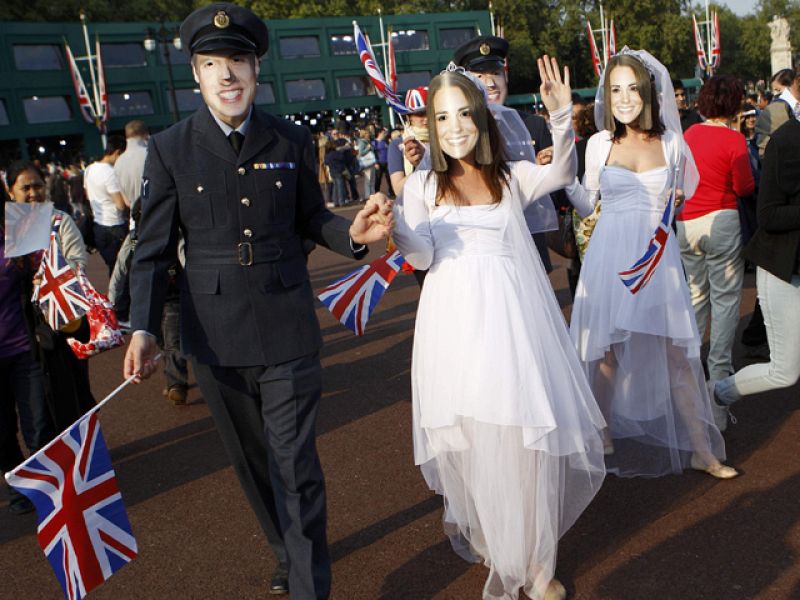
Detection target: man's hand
<box><xmin>350</xmin><ymin>193</ymin><xmax>394</xmax><ymax>245</ymax></box>
<box><xmin>536</xmin><ymin>147</ymin><xmax>554</xmax><ymax>166</ymax></box>
<box><xmin>403</xmin><ymin>139</ymin><xmax>426</xmax><ymax>168</ymax></box>
<box><xmin>675</xmin><ymin>189</ymin><xmax>686</xmax><ymax>209</ymax></box>
<box><xmin>123</xmin><ymin>332</ymin><xmax>159</xmax><ymax>382</ymax></box>
<box><xmin>537</xmin><ymin>55</ymin><xmax>571</xmax><ymax>113</ymax></box>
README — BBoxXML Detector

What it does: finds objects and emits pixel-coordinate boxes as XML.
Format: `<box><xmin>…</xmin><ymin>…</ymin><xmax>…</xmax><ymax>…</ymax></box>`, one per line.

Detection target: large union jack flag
<box><xmin>353</xmin><ymin>21</ymin><xmax>411</xmax><ymax>115</ymax></box>
<box><xmin>34</xmin><ymin>217</ymin><xmax>91</xmax><ymax>331</ymax></box>
<box><xmin>618</xmin><ymin>178</ymin><xmax>678</xmax><ymax>294</ymax></box>
<box><xmin>318</xmin><ymin>250</ymin><xmax>406</xmax><ymax>336</ymax></box>
<box><xmin>5</xmin><ymin>411</ymin><xmax>137</xmax><ymax>600</ymax></box>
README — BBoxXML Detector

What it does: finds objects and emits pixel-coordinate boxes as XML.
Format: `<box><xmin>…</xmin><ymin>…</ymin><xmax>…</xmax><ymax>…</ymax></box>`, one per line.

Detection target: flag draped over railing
<box><xmin>318</xmin><ymin>250</ymin><xmax>406</xmax><ymax>336</ymax></box>
<box><xmin>353</xmin><ymin>21</ymin><xmax>411</xmax><ymax>115</ymax></box>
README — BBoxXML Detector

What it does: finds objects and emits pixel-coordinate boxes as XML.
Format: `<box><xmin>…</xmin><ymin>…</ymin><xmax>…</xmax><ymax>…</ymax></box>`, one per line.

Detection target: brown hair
<box><xmin>603</xmin><ymin>54</ymin><xmax>664</xmax><ymax>140</ymax></box>
<box><xmin>426</xmin><ymin>71</ymin><xmax>509</xmax><ymax>205</ymax></box>
<box><xmin>696</xmin><ymin>75</ymin><xmax>744</xmax><ymax>119</ymax></box>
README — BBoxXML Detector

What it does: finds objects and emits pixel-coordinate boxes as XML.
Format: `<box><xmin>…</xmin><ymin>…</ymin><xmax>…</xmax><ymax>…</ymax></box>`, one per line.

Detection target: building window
<box><xmin>439</xmin><ymin>27</ymin><xmax>477</xmax><ymax>49</ymax></box>
<box><xmin>13</xmin><ymin>45</ymin><xmax>64</xmax><ymax>71</ymax></box>
<box><xmin>108</xmin><ymin>91</ymin><xmax>155</xmax><ymax>117</ymax></box>
<box><xmin>255</xmin><ymin>83</ymin><xmax>276</xmax><ymax>105</ymax></box>
<box><xmin>396</xmin><ymin>71</ymin><xmax>431</xmax><ymax>93</ymax></box>
<box><xmin>158</xmin><ymin>43</ymin><xmax>190</xmax><ymax>66</ymax></box>
<box><xmin>279</xmin><ymin>36</ymin><xmax>321</xmax><ymax>59</ymax></box>
<box><xmin>170</xmin><ymin>88</ymin><xmax>206</xmax><ymax>113</ymax></box>
<box><xmin>336</xmin><ymin>76</ymin><xmax>373</xmax><ymax>98</ymax></box>
<box><xmin>330</xmin><ymin>33</ymin><xmax>356</xmax><ymax>56</ymax></box>
<box><xmin>285</xmin><ymin>79</ymin><xmax>326</xmax><ymax>102</ymax></box>
<box><xmin>0</xmin><ymin>100</ymin><xmax>8</xmax><ymax>126</ymax></box>
<box><xmin>101</xmin><ymin>43</ymin><xmax>147</xmax><ymax>68</ymax></box>
<box><xmin>23</xmin><ymin>96</ymin><xmax>72</xmax><ymax>124</ymax></box>
<box><xmin>391</xmin><ymin>30</ymin><xmax>429</xmax><ymax>52</ymax></box>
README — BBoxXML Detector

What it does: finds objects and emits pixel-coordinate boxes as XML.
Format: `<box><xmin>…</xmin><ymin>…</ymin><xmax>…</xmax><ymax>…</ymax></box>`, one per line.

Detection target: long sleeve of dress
<box><xmin>391</xmin><ymin>170</ymin><xmax>434</xmax><ymax>270</ymax></box>
<box><xmin>512</xmin><ymin>104</ymin><xmax>577</xmax><ymax>208</ymax></box>
<box><xmin>563</xmin><ymin>132</ymin><xmax>610</xmax><ymax>218</ymax></box>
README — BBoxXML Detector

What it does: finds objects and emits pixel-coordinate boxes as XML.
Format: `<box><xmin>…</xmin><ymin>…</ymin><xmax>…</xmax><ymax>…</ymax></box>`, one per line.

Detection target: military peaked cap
<box><xmin>453</xmin><ymin>35</ymin><xmax>509</xmax><ymax>73</ymax></box>
<box><xmin>180</xmin><ymin>2</ymin><xmax>269</xmax><ymax>58</ymax></box>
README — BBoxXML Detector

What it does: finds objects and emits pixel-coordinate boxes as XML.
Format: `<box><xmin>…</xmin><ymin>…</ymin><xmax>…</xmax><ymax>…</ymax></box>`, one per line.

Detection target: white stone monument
<box><xmin>769</xmin><ymin>15</ymin><xmax>793</xmax><ymax>75</ymax></box>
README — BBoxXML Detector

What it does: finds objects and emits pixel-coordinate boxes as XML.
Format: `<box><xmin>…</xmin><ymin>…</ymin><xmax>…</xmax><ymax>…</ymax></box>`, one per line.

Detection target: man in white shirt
<box><xmin>777</xmin><ymin>68</ymin><xmax>800</xmax><ymax>121</ymax></box>
<box><xmin>84</xmin><ymin>135</ymin><xmax>127</xmax><ymax>274</ymax></box>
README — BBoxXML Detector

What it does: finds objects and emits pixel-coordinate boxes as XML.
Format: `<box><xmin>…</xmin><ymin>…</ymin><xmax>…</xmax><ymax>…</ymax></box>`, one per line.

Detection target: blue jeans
<box><xmin>331</xmin><ymin>174</ymin><xmax>347</xmax><ymax>207</ymax></box>
<box><xmin>0</xmin><ymin>351</ymin><xmax>52</xmax><ymax>472</ymax></box>
<box><xmin>93</xmin><ymin>223</ymin><xmax>128</xmax><ymax>276</ymax></box>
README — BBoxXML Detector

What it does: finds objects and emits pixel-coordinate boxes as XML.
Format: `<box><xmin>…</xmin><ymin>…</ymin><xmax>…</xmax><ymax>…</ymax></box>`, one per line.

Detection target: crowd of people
<box><xmin>2</xmin><ymin>3</ymin><xmax>799</xmax><ymax>598</ymax></box>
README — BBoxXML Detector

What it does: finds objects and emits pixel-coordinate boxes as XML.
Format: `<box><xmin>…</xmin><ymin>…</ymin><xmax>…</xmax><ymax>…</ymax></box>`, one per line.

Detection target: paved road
<box><xmin>3</xmin><ymin>207</ymin><xmax>799</xmax><ymax>599</ymax></box>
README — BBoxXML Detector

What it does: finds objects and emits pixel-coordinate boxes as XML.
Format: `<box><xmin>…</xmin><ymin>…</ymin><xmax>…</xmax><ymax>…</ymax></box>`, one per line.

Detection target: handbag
<box><xmin>358</xmin><ymin>150</ymin><xmax>377</xmax><ymax>171</ymax></box>
<box><xmin>546</xmin><ymin>208</ymin><xmax>578</xmax><ymax>259</ymax></box>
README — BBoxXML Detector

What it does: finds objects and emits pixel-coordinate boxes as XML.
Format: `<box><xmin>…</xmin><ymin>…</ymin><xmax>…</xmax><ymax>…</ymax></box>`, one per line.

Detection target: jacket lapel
<box><xmin>238</xmin><ymin>108</ymin><xmax>278</xmax><ymax>166</ymax></box>
<box><xmin>192</xmin><ymin>107</ymin><xmax>239</xmax><ymax>165</ymax></box>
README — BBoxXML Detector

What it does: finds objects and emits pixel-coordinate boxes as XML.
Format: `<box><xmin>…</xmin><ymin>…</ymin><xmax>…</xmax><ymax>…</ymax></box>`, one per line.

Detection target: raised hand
<box><xmin>350</xmin><ymin>193</ymin><xmax>395</xmax><ymax>244</ymax></box>
<box><xmin>537</xmin><ymin>55</ymin><xmax>571</xmax><ymax>113</ymax></box>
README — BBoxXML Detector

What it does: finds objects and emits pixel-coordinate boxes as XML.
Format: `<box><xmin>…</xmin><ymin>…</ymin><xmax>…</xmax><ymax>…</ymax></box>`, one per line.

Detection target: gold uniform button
<box><xmin>275</xmin><ymin>180</ymin><xmax>283</xmax><ymax>189</ymax></box>
<box><xmin>196</xmin><ymin>185</ymin><xmax>204</xmax><ymax>193</ymax></box>
<box><xmin>238</xmin><ymin>167</ymin><xmax>246</xmax><ymax>175</ymax></box>
<box><xmin>241</xmin><ymin>197</ymin><xmax>251</xmax><ymax>207</ymax></box>
<box><xmin>243</xmin><ymin>228</ymin><xmax>253</xmax><ymax>238</ymax></box>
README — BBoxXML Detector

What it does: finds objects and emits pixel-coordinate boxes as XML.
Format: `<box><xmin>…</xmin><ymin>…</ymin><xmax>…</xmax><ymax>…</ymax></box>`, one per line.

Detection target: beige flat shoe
<box><xmin>690</xmin><ymin>455</ymin><xmax>739</xmax><ymax>479</ymax></box>
<box><xmin>544</xmin><ymin>579</ymin><xmax>567</xmax><ymax>600</ymax></box>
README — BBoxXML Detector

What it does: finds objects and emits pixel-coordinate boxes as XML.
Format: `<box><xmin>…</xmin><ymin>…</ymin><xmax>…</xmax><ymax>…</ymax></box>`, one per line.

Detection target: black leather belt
<box><xmin>186</xmin><ymin>239</ymin><xmax>303</xmax><ymax>266</ymax></box>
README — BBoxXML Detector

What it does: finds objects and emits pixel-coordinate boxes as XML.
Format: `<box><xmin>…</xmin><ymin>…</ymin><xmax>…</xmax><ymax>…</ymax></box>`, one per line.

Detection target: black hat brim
<box><xmin>465</xmin><ymin>57</ymin><xmax>505</xmax><ymax>73</ymax></box>
<box><xmin>192</xmin><ymin>31</ymin><xmax>259</xmax><ymax>56</ymax></box>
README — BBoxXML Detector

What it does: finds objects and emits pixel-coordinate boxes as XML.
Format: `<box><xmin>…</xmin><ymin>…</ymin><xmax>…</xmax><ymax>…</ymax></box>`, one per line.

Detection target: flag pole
<box><xmin>377</xmin><ymin>9</ymin><xmax>396</xmax><ymax>129</ymax></box>
<box><xmin>80</xmin><ymin>10</ymin><xmax>106</xmax><ymax>149</ymax></box>
<box><xmin>4</xmin><ymin>353</ymin><xmax>162</xmax><ymax>479</ymax></box>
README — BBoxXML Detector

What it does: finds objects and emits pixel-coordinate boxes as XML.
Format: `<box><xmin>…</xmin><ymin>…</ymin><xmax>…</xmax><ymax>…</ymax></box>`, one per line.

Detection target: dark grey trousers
<box><xmin>192</xmin><ymin>353</ymin><xmax>329</xmax><ymax>600</ymax></box>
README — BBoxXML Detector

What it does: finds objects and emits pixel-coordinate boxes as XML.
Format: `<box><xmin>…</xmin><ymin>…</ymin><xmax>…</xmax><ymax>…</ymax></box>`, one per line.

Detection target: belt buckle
<box><xmin>237</xmin><ymin>242</ymin><xmax>254</xmax><ymax>266</ymax></box>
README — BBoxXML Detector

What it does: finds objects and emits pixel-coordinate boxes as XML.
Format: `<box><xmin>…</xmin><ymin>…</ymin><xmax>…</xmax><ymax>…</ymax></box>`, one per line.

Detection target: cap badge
<box><xmin>479</xmin><ymin>43</ymin><xmax>491</xmax><ymax>56</ymax></box>
<box><xmin>213</xmin><ymin>10</ymin><xmax>230</xmax><ymax>29</ymax></box>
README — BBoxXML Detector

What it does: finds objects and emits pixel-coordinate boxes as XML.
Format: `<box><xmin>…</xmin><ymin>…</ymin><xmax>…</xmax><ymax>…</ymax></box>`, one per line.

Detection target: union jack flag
<box><xmin>692</xmin><ymin>14</ymin><xmax>708</xmax><ymax>71</ymax></box>
<box><xmin>95</xmin><ymin>36</ymin><xmax>109</xmax><ymax>128</ymax></box>
<box><xmin>64</xmin><ymin>41</ymin><xmax>97</xmax><ymax>125</ymax></box>
<box><xmin>709</xmin><ymin>11</ymin><xmax>721</xmax><ymax>70</ymax></box>
<box><xmin>353</xmin><ymin>21</ymin><xmax>411</xmax><ymax>115</ymax></box>
<box><xmin>587</xmin><ymin>20</ymin><xmax>602</xmax><ymax>78</ymax></box>
<box><xmin>5</xmin><ymin>412</ymin><xmax>138</xmax><ymax>600</ymax></box>
<box><xmin>34</xmin><ymin>216</ymin><xmax>91</xmax><ymax>331</ymax></box>
<box><xmin>318</xmin><ymin>250</ymin><xmax>406</xmax><ymax>336</ymax></box>
<box><xmin>618</xmin><ymin>173</ymin><xmax>679</xmax><ymax>294</ymax></box>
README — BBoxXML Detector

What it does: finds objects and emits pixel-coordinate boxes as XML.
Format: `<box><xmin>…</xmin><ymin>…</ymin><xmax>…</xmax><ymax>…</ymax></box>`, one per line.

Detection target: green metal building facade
<box><xmin>0</xmin><ymin>11</ymin><xmax>492</xmax><ymax>163</ymax></box>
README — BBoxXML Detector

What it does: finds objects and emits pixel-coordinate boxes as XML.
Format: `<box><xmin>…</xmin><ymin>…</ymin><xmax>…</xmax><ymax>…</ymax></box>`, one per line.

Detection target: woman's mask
<box><xmin>433</xmin><ymin>86</ymin><xmax>479</xmax><ymax>160</ymax></box>
<box><xmin>609</xmin><ymin>65</ymin><xmax>643</xmax><ymax>125</ymax></box>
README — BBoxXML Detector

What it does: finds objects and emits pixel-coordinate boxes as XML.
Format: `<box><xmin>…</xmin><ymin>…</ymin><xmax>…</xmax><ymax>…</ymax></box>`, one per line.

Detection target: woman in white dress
<box><xmin>374</xmin><ymin>58</ymin><xmax>606</xmax><ymax>600</ymax></box>
<box><xmin>566</xmin><ymin>48</ymin><xmax>738</xmax><ymax>479</ymax></box>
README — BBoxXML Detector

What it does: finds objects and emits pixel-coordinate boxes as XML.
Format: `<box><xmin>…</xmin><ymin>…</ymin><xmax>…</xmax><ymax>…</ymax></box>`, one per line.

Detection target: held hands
<box><xmin>123</xmin><ymin>332</ymin><xmax>159</xmax><ymax>383</ymax></box>
<box><xmin>537</xmin><ymin>55</ymin><xmax>571</xmax><ymax>113</ymax></box>
<box><xmin>350</xmin><ymin>193</ymin><xmax>395</xmax><ymax>245</ymax></box>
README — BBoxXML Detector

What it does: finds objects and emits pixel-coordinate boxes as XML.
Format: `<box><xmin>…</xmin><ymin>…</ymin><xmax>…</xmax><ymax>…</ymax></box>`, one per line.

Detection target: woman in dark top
<box><xmin>711</xmin><ymin>119</ymin><xmax>800</xmax><ymax>416</ymax></box>
<box><xmin>0</xmin><ymin>182</ymin><xmax>52</xmax><ymax>515</ymax></box>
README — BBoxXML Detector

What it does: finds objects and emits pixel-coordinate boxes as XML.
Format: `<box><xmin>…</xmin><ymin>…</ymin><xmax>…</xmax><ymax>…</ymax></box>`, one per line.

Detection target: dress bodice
<box><xmin>430</xmin><ymin>202</ymin><xmax>512</xmax><ymax>265</ymax></box>
<box><xmin>598</xmin><ymin>166</ymin><xmax>670</xmax><ymax>215</ymax></box>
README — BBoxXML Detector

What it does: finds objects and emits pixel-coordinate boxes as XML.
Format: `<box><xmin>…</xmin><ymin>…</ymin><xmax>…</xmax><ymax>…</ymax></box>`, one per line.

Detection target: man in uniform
<box><xmin>453</xmin><ymin>35</ymin><xmax>556</xmax><ymax>272</ymax></box>
<box><xmin>123</xmin><ymin>3</ymin><xmax>392</xmax><ymax>598</ymax></box>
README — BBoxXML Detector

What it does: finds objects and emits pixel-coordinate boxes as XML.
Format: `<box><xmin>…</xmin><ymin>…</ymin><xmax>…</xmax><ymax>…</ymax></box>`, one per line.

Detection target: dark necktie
<box><xmin>228</xmin><ymin>131</ymin><xmax>244</xmax><ymax>155</ymax></box>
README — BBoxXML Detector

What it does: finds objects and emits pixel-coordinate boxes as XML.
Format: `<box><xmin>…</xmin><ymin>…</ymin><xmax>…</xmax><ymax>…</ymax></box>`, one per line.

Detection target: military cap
<box><xmin>180</xmin><ymin>2</ymin><xmax>269</xmax><ymax>58</ymax></box>
<box><xmin>453</xmin><ymin>35</ymin><xmax>508</xmax><ymax>73</ymax></box>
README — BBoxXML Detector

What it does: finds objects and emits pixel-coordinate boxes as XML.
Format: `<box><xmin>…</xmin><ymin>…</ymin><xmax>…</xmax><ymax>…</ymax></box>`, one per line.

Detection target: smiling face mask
<box><xmin>433</xmin><ymin>85</ymin><xmax>479</xmax><ymax>160</ymax></box>
<box><xmin>608</xmin><ymin>65</ymin><xmax>644</xmax><ymax>126</ymax></box>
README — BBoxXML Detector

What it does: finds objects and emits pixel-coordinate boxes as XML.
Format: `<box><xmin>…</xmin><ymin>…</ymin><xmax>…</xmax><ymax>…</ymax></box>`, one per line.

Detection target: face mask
<box><xmin>609</xmin><ymin>65</ymin><xmax>644</xmax><ymax>125</ymax></box>
<box><xmin>434</xmin><ymin>86</ymin><xmax>479</xmax><ymax>160</ymax></box>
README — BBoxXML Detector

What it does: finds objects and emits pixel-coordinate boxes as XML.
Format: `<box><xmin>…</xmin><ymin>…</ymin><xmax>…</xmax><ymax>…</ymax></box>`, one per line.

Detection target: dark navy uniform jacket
<box><xmin>130</xmin><ymin>105</ymin><xmax>365</xmax><ymax>367</ymax></box>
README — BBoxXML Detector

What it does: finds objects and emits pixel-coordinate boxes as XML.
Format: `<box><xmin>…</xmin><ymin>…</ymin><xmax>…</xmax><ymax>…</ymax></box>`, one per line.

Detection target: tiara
<box><xmin>440</xmin><ymin>62</ymin><xmax>490</xmax><ymax>103</ymax></box>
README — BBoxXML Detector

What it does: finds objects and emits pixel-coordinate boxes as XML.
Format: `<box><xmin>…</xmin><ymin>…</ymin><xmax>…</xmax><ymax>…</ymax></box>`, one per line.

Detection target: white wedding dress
<box><xmin>568</xmin><ymin>130</ymin><xmax>727</xmax><ymax>477</ymax></box>
<box><xmin>391</xmin><ymin>107</ymin><xmax>606</xmax><ymax>600</ymax></box>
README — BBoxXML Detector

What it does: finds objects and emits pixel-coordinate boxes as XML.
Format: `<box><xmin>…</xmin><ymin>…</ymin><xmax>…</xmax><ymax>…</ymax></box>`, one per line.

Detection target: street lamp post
<box><xmin>144</xmin><ymin>24</ymin><xmax>182</xmax><ymax>124</ymax></box>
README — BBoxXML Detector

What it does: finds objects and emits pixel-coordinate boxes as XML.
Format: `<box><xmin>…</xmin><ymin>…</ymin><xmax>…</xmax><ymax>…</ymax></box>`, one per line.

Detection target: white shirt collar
<box><xmin>778</xmin><ymin>88</ymin><xmax>800</xmax><ymax>120</ymax></box>
<box><xmin>209</xmin><ymin>105</ymin><xmax>253</xmax><ymax>137</ymax></box>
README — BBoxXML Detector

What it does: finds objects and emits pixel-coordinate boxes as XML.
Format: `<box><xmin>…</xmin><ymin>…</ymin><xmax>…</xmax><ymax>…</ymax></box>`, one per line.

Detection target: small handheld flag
<box><xmin>318</xmin><ymin>250</ymin><xmax>406</xmax><ymax>336</ymax></box>
<box><xmin>353</xmin><ymin>21</ymin><xmax>411</xmax><ymax>116</ymax></box>
<box><xmin>5</xmin><ymin>412</ymin><xmax>138</xmax><ymax>600</ymax></box>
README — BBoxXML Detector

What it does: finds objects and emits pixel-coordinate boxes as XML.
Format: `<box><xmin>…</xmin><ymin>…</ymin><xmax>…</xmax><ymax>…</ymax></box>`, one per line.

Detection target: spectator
<box><xmin>372</xmin><ymin>128</ymin><xmax>394</xmax><ymax>198</ymax></box>
<box><xmin>317</xmin><ymin>133</ymin><xmax>333</xmax><ymax>206</ymax></box>
<box><xmin>756</xmin><ymin>67</ymin><xmax>799</xmax><ymax>158</ymax></box>
<box><xmin>672</xmin><ymin>78</ymin><xmax>703</xmax><ymax>131</ymax></box>
<box><xmin>354</xmin><ymin>128</ymin><xmax>376</xmax><ymax>202</ymax></box>
<box><xmin>388</xmin><ymin>87</ymin><xmax>429</xmax><ymax>196</ymax></box>
<box><xmin>84</xmin><ymin>135</ymin><xmax>128</xmax><ymax>275</ymax></box>
<box><xmin>679</xmin><ymin>75</ymin><xmax>755</xmax><ymax>383</ymax></box>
